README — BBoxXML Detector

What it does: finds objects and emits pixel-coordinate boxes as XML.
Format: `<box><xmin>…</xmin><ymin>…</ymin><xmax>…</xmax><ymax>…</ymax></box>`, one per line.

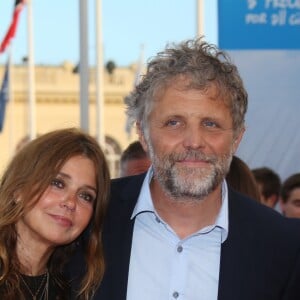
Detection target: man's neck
<box><xmin>150</xmin><ymin>179</ymin><xmax>223</xmax><ymax>239</ymax></box>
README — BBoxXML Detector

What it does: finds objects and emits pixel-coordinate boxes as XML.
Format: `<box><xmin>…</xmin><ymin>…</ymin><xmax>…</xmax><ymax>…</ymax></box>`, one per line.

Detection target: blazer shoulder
<box><xmin>108</xmin><ymin>173</ymin><xmax>146</xmax><ymax>209</ymax></box>
<box><xmin>228</xmin><ymin>188</ymin><xmax>300</xmax><ymax>241</ymax></box>
<box><xmin>111</xmin><ymin>172</ymin><xmax>146</xmax><ymax>189</ymax></box>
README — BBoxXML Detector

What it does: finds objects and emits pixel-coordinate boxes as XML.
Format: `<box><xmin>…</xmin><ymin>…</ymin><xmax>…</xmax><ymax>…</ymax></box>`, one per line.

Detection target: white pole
<box><xmin>95</xmin><ymin>0</ymin><xmax>105</xmax><ymax>147</ymax></box>
<box><xmin>197</xmin><ymin>0</ymin><xmax>205</xmax><ymax>37</ymax></box>
<box><xmin>79</xmin><ymin>0</ymin><xmax>89</xmax><ymax>132</ymax></box>
<box><xmin>27</xmin><ymin>0</ymin><xmax>36</xmax><ymax>140</ymax></box>
<box><xmin>134</xmin><ymin>44</ymin><xmax>144</xmax><ymax>87</ymax></box>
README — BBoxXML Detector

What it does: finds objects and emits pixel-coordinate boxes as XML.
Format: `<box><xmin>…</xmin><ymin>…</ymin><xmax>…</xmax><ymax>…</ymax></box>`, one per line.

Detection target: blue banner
<box><xmin>218</xmin><ymin>0</ymin><xmax>300</xmax><ymax>49</ymax></box>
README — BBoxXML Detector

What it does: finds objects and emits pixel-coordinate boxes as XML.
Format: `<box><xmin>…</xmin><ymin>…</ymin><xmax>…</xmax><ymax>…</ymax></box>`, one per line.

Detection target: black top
<box><xmin>0</xmin><ymin>272</ymin><xmax>71</xmax><ymax>300</ymax></box>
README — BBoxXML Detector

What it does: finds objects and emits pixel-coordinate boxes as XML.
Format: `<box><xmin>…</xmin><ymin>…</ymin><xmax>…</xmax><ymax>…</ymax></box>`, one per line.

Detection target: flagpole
<box><xmin>134</xmin><ymin>44</ymin><xmax>144</xmax><ymax>87</ymax></box>
<box><xmin>197</xmin><ymin>0</ymin><xmax>205</xmax><ymax>37</ymax></box>
<box><xmin>95</xmin><ymin>0</ymin><xmax>105</xmax><ymax>147</ymax></box>
<box><xmin>27</xmin><ymin>0</ymin><xmax>36</xmax><ymax>140</ymax></box>
<box><xmin>79</xmin><ymin>0</ymin><xmax>89</xmax><ymax>132</ymax></box>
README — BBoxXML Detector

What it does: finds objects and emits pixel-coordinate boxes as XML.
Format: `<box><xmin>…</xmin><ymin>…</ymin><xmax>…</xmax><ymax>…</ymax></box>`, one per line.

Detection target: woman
<box><xmin>0</xmin><ymin>128</ymin><xmax>110</xmax><ymax>299</ymax></box>
<box><xmin>226</xmin><ymin>155</ymin><xmax>261</xmax><ymax>202</ymax></box>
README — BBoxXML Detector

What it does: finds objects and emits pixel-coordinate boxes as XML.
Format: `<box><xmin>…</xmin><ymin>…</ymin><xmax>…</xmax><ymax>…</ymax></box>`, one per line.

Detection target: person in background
<box><xmin>0</xmin><ymin>128</ymin><xmax>110</xmax><ymax>300</ymax></box>
<box><xmin>252</xmin><ymin>167</ymin><xmax>281</xmax><ymax>208</ymax></box>
<box><xmin>280</xmin><ymin>173</ymin><xmax>300</xmax><ymax>218</ymax></box>
<box><xmin>71</xmin><ymin>38</ymin><xmax>300</xmax><ymax>300</ymax></box>
<box><xmin>119</xmin><ymin>140</ymin><xmax>151</xmax><ymax>177</ymax></box>
<box><xmin>226</xmin><ymin>155</ymin><xmax>260</xmax><ymax>202</ymax></box>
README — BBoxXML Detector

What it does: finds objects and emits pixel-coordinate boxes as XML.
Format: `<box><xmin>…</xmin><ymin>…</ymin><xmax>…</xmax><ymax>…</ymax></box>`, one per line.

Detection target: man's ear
<box><xmin>279</xmin><ymin>198</ymin><xmax>286</xmax><ymax>216</ymax></box>
<box><xmin>233</xmin><ymin>127</ymin><xmax>245</xmax><ymax>153</ymax></box>
<box><xmin>136</xmin><ymin>121</ymin><xmax>148</xmax><ymax>153</ymax></box>
<box><xmin>267</xmin><ymin>194</ymin><xmax>278</xmax><ymax>208</ymax></box>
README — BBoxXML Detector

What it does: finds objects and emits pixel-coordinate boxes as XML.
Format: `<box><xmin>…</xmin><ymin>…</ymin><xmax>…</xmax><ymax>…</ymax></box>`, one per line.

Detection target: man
<box><xmin>280</xmin><ymin>173</ymin><xmax>300</xmax><ymax>218</ymax></box>
<box><xmin>119</xmin><ymin>140</ymin><xmax>151</xmax><ymax>177</ymax></box>
<box><xmin>72</xmin><ymin>38</ymin><xmax>300</xmax><ymax>300</ymax></box>
<box><xmin>252</xmin><ymin>166</ymin><xmax>281</xmax><ymax>208</ymax></box>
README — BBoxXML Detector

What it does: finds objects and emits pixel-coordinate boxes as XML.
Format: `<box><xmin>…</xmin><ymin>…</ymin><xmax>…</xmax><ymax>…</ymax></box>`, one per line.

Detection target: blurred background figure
<box><xmin>280</xmin><ymin>173</ymin><xmax>300</xmax><ymax>218</ymax></box>
<box><xmin>252</xmin><ymin>167</ymin><xmax>281</xmax><ymax>209</ymax></box>
<box><xmin>226</xmin><ymin>156</ymin><xmax>260</xmax><ymax>202</ymax></box>
<box><xmin>119</xmin><ymin>141</ymin><xmax>151</xmax><ymax>177</ymax></box>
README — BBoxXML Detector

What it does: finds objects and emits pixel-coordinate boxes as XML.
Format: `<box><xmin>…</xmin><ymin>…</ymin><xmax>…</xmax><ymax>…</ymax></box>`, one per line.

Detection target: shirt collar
<box><xmin>131</xmin><ymin>166</ymin><xmax>229</xmax><ymax>242</ymax></box>
<box><xmin>131</xmin><ymin>166</ymin><xmax>155</xmax><ymax>217</ymax></box>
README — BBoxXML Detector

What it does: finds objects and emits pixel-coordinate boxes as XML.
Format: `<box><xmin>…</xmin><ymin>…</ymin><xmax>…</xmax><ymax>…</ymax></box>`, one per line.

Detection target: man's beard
<box><xmin>148</xmin><ymin>143</ymin><xmax>233</xmax><ymax>202</ymax></box>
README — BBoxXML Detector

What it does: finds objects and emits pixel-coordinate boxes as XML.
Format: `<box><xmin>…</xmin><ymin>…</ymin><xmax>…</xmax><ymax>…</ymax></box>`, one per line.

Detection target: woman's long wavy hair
<box><xmin>0</xmin><ymin>128</ymin><xmax>110</xmax><ymax>299</ymax></box>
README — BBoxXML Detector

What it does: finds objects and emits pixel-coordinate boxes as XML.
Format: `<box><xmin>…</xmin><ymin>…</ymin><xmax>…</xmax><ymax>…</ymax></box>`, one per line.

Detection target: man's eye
<box><xmin>203</xmin><ymin>120</ymin><xmax>217</xmax><ymax>128</ymax></box>
<box><xmin>79</xmin><ymin>192</ymin><xmax>95</xmax><ymax>203</ymax></box>
<box><xmin>51</xmin><ymin>179</ymin><xmax>64</xmax><ymax>189</ymax></box>
<box><xmin>166</xmin><ymin>119</ymin><xmax>180</xmax><ymax>127</ymax></box>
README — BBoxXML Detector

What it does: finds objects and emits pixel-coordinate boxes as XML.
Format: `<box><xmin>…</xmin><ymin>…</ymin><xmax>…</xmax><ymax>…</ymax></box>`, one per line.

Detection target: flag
<box><xmin>0</xmin><ymin>61</ymin><xmax>9</xmax><ymax>132</ymax></box>
<box><xmin>0</xmin><ymin>0</ymin><xmax>25</xmax><ymax>53</ymax></box>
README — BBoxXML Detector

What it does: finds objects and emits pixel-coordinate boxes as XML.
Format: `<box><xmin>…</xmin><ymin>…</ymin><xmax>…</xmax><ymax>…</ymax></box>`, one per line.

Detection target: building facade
<box><xmin>0</xmin><ymin>62</ymin><xmax>141</xmax><ymax>178</ymax></box>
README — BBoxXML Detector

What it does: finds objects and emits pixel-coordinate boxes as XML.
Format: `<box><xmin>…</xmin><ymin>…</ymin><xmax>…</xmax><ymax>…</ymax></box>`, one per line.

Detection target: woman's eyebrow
<box><xmin>57</xmin><ymin>172</ymin><xmax>97</xmax><ymax>192</ymax></box>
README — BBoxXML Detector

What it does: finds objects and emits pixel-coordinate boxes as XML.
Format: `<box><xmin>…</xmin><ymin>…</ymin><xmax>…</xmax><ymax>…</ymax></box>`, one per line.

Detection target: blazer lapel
<box><xmin>95</xmin><ymin>174</ymin><xmax>145</xmax><ymax>300</ymax></box>
<box><xmin>217</xmin><ymin>189</ymin><xmax>256</xmax><ymax>300</ymax></box>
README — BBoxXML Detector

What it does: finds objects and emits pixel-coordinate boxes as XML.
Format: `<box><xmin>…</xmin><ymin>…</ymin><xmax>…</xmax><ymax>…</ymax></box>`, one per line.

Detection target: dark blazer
<box><xmin>74</xmin><ymin>173</ymin><xmax>300</xmax><ymax>300</ymax></box>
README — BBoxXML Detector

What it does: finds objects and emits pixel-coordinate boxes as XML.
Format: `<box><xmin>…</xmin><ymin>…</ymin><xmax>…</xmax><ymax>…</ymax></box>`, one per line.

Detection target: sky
<box><xmin>0</xmin><ymin>0</ymin><xmax>218</xmax><ymax>66</ymax></box>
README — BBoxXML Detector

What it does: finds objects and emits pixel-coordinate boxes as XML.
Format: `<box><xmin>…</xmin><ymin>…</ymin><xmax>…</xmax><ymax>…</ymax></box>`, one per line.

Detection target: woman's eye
<box><xmin>51</xmin><ymin>178</ymin><xmax>64</xmax><ymax>189</ymax></box>
<box><xmin>79</xmin><ymin>192</ymin><xmax>95</xmax><ymax>203</ymax></box>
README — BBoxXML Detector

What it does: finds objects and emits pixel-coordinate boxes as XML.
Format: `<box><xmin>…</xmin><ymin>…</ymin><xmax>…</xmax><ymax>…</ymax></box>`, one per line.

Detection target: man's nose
<box><xmin>182</xmin><ymin>124</ymin><xmax>207</xmax><ymax>150</ymax></box>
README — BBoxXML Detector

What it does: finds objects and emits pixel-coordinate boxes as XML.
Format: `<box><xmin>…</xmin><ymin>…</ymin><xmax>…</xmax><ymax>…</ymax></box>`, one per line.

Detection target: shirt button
<box><xmin>155</xmin><ymin>216</ymin><xmax>160</xmax><ymax>223</ymax></box>
<box><xmin>173</xmin><ymin>291</ymin><xmax>179</xmax><ymax>298</ymax></box>
<box><xmin>177</xmin><ymin>245</ymin><xmax>183</xmax><ymax>253</ymax></box>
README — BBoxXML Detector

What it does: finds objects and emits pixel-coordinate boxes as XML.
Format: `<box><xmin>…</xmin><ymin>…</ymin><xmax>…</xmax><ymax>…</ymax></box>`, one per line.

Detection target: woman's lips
<box><xmin>48</xmin><ymin>214</ymin><xmax>73</xmax><ymax>227</ymax></box>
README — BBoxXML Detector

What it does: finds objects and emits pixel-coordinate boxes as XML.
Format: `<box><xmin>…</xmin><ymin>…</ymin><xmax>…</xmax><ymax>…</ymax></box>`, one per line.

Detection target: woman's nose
<box><xmin>60</xmin><ymin>194</ymin><xmax>76</xmax><ymax>212</ymax></box>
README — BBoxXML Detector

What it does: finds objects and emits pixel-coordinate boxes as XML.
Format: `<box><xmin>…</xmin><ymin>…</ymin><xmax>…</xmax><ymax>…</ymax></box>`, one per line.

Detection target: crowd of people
<box><xmin>1</xmin><ymin>38</ymin><xmax>300</xmax><ymax>299</ymax></box>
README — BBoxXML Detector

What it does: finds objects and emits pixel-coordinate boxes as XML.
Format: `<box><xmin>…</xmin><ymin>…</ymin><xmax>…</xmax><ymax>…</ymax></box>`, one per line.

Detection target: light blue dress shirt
<box><xmin>126</xmin><ymin>167</ymin><xmax>229</xmax><ymax>300</ymax></box>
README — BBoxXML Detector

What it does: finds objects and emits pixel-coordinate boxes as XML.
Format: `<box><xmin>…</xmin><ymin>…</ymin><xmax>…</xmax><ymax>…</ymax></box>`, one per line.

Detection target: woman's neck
<box><xmin>16</xmin><ymin>238</ymin><xmax>54</xmax><ymax>276</ymax></box>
